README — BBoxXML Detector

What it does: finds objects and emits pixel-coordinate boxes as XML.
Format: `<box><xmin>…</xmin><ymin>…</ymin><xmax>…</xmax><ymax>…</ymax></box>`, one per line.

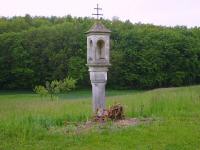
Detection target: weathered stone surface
<box><xmin>86</xmin><ymin>22</ymin><xmax>111</xmax><ymax>112</ymax></box>
<box><xmin>91</xmin><ymin>82</ymin><xmax>106</xmax><ymax>111</ymax></box>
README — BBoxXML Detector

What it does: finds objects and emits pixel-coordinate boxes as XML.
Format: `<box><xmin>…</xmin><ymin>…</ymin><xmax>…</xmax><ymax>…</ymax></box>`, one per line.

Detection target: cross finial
<box><xmin>92</xmin><ymin>4</ymin><xmax>103</xmax><ymax>20</ymax></box>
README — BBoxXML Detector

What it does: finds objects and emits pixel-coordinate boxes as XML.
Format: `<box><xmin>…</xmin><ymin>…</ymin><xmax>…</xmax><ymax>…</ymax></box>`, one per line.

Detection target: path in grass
<box><xmin>0</xmin><ymin>86</ymin><xmax>200</xmax><ymax>150</ymax></box>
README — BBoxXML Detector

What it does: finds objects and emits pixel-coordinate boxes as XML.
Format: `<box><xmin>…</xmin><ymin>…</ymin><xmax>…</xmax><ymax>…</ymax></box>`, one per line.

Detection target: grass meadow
<box><xmin>0</xmin><ymin>85</ymin><xmax>200</xmax><ymax>150</ymax></box>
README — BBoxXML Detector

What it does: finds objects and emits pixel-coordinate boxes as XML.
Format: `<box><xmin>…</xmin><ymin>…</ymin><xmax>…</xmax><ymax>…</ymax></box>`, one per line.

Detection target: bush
<box><xmin>34</xmin><ymin>85</ymin><xmax>48</xmax><ymax>99</ymax></box>
<box><xmin>34</xmin><ymin>77</ymin><xmax>76</xmax><ymax>100</ymax></box>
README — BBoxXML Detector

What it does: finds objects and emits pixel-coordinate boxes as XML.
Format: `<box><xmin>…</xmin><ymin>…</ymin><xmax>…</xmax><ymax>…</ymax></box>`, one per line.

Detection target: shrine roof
<box><xmin>86</xmin><ymin>22</ymin><xmax>111</xmax><ymax>34</ymax></box>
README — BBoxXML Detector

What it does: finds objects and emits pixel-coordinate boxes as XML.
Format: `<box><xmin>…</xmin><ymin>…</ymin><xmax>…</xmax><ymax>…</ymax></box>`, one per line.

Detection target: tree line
<box><xmin>0</xmin><ymin>15</ymin><xmax>200</xmax><ymax>90</ymax></box>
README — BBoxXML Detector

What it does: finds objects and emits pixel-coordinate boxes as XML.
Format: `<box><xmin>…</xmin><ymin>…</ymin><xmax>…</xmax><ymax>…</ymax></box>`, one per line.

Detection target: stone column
<box><xmin>89</xmin><ymin>70</ymin><xmax>107</xmax><ymax>112</ymax></box>
<box><xmin>91</xmin><ymin>82</ymin><xmax>106</xmax><ymax>112</ymax></box>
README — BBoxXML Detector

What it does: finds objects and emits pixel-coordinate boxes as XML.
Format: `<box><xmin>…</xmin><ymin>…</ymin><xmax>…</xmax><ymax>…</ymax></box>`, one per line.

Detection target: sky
<box><xmin>0</xmin><ymin>0</ymin><xmax>200</xmax><ymax>27</ymax></box>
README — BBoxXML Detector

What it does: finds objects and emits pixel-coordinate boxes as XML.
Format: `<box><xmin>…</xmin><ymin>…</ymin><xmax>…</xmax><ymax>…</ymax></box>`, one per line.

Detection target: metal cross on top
<box><xmin>92</xmin><ymin>4</ymin><xmax>103</xmax><ymax>20</ymax></box>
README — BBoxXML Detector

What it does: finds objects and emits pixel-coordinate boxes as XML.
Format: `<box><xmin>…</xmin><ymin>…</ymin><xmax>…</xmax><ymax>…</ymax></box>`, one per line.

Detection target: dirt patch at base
<box><xmin>49</xmin><ymin>118</ymin><xmax>154</xmax><ymax>135</ymax></box>
<box><xmin>75</xmin><ymin>118</ymin><xmax>153</xmax><ymax>134</ymax></box>
<box><xmin>114</xmin><ymin>118</ymin><xmax>153</xmax><ymax>127</ymax></box>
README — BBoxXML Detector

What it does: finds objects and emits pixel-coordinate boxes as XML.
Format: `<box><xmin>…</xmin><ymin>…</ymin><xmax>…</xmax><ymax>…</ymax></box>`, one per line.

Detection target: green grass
<box><xmin>0</xmin><ymin>86</ymin><xmax>200</xmax><ymax>150</ymax></box>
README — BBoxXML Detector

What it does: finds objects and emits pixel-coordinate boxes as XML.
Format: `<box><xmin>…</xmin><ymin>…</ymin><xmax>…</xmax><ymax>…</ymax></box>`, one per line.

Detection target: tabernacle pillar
<box><xmin>86</xmin><ymin>22</ymin><xmax>111</xmax><ymax>112</ymax></box>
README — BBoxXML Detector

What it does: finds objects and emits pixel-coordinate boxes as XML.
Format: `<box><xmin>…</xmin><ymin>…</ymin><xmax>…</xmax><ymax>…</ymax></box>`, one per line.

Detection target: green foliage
<box><xmin>45</xmin><ymin>80</ymin><xmax>60</xmax><ymax>100</ymax></box>
<box><xmin>34</xmin><ymin>77</ymin><xmax>76</xmax><ymax>100</ymax></box>
<box><xmin>34</xmin><ymin>85</ymin><xmax>48</xmax><ymax>98</ymax></box>
<box><xmin>0</xmin><ymin>15</ymin><xmax>200</xmax><ymax>90</ymax></box>
<box><xmin>60</xmin><ymin>76</ymin><xmax>76</xmax><ymax>92</ymax></box>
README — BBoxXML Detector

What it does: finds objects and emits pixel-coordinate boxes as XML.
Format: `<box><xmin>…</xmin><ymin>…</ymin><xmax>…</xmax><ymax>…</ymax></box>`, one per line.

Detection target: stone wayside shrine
<box><xmin>86</xmin><ymin>4</ymin><xmax>111</xmax><ymax>112</ymax></box>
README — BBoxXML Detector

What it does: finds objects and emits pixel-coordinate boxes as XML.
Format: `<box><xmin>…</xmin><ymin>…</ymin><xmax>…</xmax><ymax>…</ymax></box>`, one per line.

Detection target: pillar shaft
<box><xmin>91</xmin><ymin>82</ymin><xmax>106</xmax><ymax>112</ymax></box>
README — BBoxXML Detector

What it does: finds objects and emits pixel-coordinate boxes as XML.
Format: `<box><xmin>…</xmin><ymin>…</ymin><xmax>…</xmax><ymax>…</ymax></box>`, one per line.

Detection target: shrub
<box><xmin>34</xmin><ymin>85</ymin><xmax>48</xmax><ymax>99</ymax></box>
<box><xmin>34</xmin><ymin>77</ymin><xmax>76</xmax><ymax>100</ymax></box>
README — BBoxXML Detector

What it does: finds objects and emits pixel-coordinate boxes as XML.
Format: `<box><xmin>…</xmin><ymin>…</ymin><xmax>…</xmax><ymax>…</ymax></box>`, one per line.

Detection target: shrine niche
<box><xmin>96</xmin><ymin>39</ymin><xmax>105</xmax><ymax>60</ymax></box>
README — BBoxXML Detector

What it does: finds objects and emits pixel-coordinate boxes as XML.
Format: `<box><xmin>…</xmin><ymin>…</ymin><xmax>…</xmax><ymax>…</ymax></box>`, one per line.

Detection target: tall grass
<box><xmin>0</xmin><ymin>85</ymin><xmax>200</xmax><ymax>149</ymax></box>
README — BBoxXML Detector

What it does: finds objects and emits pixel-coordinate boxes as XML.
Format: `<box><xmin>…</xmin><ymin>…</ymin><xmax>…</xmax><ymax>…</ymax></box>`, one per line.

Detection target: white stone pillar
<box><xmin>91</xmin><ymin>82</ymin><xmax>106</xmax><ymax>112</ymax></box>
<box><xmin>86</xmin><ymin>22</ymin><xmax>111</xmax><ymax>113</ymax></box>
<box><xmin>89</xmin><ymin>70</ymin><xmax>107</xmax><ymax>112</ymax></box>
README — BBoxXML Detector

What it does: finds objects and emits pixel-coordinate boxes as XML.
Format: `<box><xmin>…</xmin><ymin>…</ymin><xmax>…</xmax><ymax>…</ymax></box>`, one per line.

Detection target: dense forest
<box><xmin>0</xmin><ymin>15</ymin><xmax>200</xmax><ymax>90</ymax></box>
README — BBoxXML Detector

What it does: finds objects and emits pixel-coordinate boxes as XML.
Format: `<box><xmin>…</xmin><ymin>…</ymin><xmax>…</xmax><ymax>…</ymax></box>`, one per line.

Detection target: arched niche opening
<box><xmin>90</xmin><ymin>40</ymin><xmax>93</xmax><ymax>47</ymax></box>
<box><xmin>96</xmin><ymin>40</ymin><xmax>105</xmax><ymax>60</ymax></box>
<box><xmin>88</xmin><ymin>40</ymin><xmax>93</xmax><ymax>62</ymax></box>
